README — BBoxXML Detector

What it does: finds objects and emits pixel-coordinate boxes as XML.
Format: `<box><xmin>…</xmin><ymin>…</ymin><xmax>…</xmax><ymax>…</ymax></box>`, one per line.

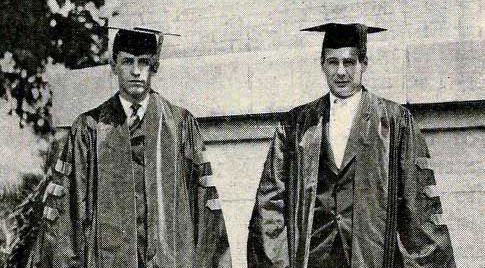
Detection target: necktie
<box><xmin>129</xmin><ymin>103</ymin><xmax>142</xmax><ymax>133</ymax></box>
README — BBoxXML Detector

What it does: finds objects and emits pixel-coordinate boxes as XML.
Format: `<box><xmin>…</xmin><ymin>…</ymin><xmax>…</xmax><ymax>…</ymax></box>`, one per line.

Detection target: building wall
<box><xmin>153</xmin><ymin>0</ymin><xmax>483</xmax><ymax>113</ymax></box>
<box><xmin>425</xmin><ymin>129</ymin><xmax>484</xmax><ymax>268</ymax></box>
<box><xmin>47</xmin><ymin>0</ymin><xmax>484</xmax><ymax>267</ymax></box>
<box><xmin>50</xmin><ymin>0</ymin><xmax>484</xmax><ymax>125</ymax></box>
<box><xmin>52</xmin><ymin>105</ymin><xmax>485</xmax><ymax>268</ymax></box>
<box><xmin>200</xmin><ymin>105</ymin><xmax>485</xmax><ymax>268</ymax></box>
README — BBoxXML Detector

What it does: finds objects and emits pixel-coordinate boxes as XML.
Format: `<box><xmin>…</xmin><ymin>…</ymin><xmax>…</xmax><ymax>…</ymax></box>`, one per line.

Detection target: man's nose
<box><xmin>336</xmin><ymin>62</ymin><xmax>346</xmax><ymax>77</ymax></box>
<box><xmin>131</xmin><ymin>61</ymin><xmax>141</xmax><ymax>76</ymax></box>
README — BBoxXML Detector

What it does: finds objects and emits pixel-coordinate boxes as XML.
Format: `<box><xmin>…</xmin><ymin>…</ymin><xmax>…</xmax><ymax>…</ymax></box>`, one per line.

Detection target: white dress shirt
<box><xmin>119</xmin><ymin>94</ymin><xmax>150</xmax><ymax>123</ymax></box>
<box><xmin>328</xmin><ymin>90</ymin><xmax>362</xmax><ymax>168</ymax></box>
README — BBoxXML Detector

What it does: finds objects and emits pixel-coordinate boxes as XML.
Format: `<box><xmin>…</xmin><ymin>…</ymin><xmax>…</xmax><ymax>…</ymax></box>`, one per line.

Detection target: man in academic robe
<box><xmin>30</xmin><ymin>27</ymin><xmax>232</xmax><ymax>268</ymax></box>
<box><xmin>247</xmin><ymin>23</ymin><xmax>455</xmax><ymax>268</ymax></box>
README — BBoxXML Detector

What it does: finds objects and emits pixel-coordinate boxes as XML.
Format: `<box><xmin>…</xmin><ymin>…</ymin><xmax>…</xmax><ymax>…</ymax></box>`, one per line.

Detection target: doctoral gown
<box><xmin>30</xmin><ymin>92</ymin><xmax>232</xmax><ymax>268</ymax></box>
<box><xmin>247</xmin><ymin>89</ymin><xmax>455</xmax><ymax>268</ymax></box>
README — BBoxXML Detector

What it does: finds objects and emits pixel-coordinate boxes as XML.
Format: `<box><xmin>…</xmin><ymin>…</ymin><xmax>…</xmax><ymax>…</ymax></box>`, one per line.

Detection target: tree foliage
<box><xmin>0</xmin><ymin>0</ymin><xmax>108</xmax><ymax>137</ymax></box>
<box><xmin>0</xmin><ymin>0</ymin><xmax>107</xmax><ymax>266</ymax></box>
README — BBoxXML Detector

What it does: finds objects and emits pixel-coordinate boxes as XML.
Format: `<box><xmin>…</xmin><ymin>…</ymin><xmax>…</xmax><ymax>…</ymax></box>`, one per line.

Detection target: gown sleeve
<box><xmin>247</xmin><ymin>123</ymin><xmax>289</xmax><ymax>268</ymax></box>
<box><xmin>397</xmin><ymin>110</ymin><xmax>456</xmax><ymax>268</ymax></box>
<box><xmin>31</xmin><ymin>116</ymin><xmax>92</xmax><ymax>268</ymax></box>
<box><xmin>184</xmin><ymin>115</ymin><xmax>232</xmax><ymax>268</ymax></box>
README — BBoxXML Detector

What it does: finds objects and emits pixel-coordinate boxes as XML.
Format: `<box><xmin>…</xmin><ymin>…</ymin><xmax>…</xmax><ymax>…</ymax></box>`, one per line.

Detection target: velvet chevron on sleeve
<box><xmin>396</xmin><ymin>110</ymin><xmax>456</xmax><ymax>268</ymax></box>
<box><xmin>247</xmin><ymin>90</ymin><xmax>455</xmax><ymax>268</ymax></box>
<box><xmin>26</xmin><ymin>93</ymin><xmax>232</xmax><ymax>268</ymax></box>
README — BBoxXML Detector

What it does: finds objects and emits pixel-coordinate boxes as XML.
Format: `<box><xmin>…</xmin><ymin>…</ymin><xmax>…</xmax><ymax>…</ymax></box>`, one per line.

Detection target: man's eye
<box><xmin>343</xmin><ymin>59</ymin><xmax>356</xmax><ymax>66</ymax></box>
<box><xmin>122</xmin><ymin>59</ymin><xmax>134</xmax><ymax>65</ymax></box>
<box><xmin>326</xmin><ymin>60</ymin><xmax>338</xmax><ymax>65</ymax></box>
<box><xmin>138</xmin><ymin>59</ymin><xmax>151</xmax><ymax>66</ymax></box>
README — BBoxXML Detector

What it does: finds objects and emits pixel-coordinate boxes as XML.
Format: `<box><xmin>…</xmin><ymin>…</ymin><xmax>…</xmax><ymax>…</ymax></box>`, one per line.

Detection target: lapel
<box><xmin>96</xmin><ymin>94</ymin><xmax>138</xmax><ymax>267</ymax></box>
<box><xmin>320</xmin><ymin>103</ymin><xmax>339</xmax><ymax>175</ymax></box>
<box><xmin>350</xmin><ymin>90</ymin><xmax>393</xmax><ymax>268</ymax></box>
<box><xmin>102</xmin><ymin>94</ymin><xmax>130</xmax><ymax>150</ymax></box>
<box><xmin>339</xmin><ymin>89</ymin><xmax>372</xmax><ymax>170</ymax></box>
<box><xmin>358</xmin><ymin>89</ymin><xmax>373</xmax><ymax>145</ymax></box>
<box><xmin>97</xmin><ymin>94</ymin><xmax>132</xmax><ymax>202</ymax></box>
<box><xmin>298</xmin><ymin>116</ymin><xmax>323</xmax><ymax>268</ymax></box>
<box><xmin>298</xmin><ymin>94</ymin><xmax>330</xmax><ymax>181</ymax></box>
<box><xmin>154</xmin><ymin>95</ymin><xmax>180</xmax><ymax>263</ymax></box>
<box><xmin>143</xmin><ymin>93</ymin><xmax>162</xmax><ymax>260</ymax></box>
<box><xmin>295</xmin><ymin>94</ymin><xmax>327</xmax><ymax>267</ymax></box>
<box><xmin>298</xmin><ymin>118</ymin><xmax>323</xmax><ymax>186</ymax></box>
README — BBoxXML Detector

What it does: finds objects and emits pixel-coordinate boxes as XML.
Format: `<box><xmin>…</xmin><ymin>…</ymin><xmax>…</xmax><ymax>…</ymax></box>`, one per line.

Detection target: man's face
<box><xmin>112</xmin><ymin>51</ymin><xmax>156</xmax><ymax>102</ymax></box>
<box><xmin>322</xmin><ymin>47</ymin><xmax>367</xmax><ymax>98</ymax></box>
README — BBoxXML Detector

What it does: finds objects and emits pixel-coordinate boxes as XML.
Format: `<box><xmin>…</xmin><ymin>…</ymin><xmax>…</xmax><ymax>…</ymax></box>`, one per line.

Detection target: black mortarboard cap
<box><xmin>108</xmin><ymin>26</ymin><xmax>180</xmax><ymax>58</ymax></box>
<box><xmin>112</xmin><ymin>28</ymin><xmax>157</xmax><ymax>57</ymax></box>
<box><xmin>301</xmin><ymin>23</ymin><xmax>386</xmax><ymax>58</ymax></box>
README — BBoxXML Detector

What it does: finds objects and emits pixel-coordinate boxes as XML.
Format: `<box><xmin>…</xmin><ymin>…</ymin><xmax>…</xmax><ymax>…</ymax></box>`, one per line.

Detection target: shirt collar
<box><xmin>119</xmin><ymin>93</ymin><xmax>150</xmax><ymax>119</ymax></box>
<box><xmin>329</xmin><ymin>89</ymin><xmax>362</xmax><ymax>109</ymax></box>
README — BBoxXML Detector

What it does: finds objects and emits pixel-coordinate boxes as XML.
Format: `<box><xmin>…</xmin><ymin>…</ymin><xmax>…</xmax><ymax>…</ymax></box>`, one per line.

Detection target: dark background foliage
<box><xmin>0</xmin><ymin>0</ymin><xmax>108</xmax><ymax>136</ymax></box>
<box><xmin>0</xmin><ymin>0</ymin><xmax>107</xmax><ymax>266</ymax></box>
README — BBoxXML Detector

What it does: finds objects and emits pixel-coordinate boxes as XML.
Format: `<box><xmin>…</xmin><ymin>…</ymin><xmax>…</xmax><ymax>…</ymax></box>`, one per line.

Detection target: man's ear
<box><xmin>150</xmin><ymin>61</ymin><xmax>159</xmax><ymax>73</ymax></box>
<box><xmin>361</xmin><ymin>56</ymin><xmax>368</xmax><ymax>72</ymax></box>
<box><xmin>150</xmin><ymin>34</ymin><xmax>164</xmax><ymax>73</ymax></box>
